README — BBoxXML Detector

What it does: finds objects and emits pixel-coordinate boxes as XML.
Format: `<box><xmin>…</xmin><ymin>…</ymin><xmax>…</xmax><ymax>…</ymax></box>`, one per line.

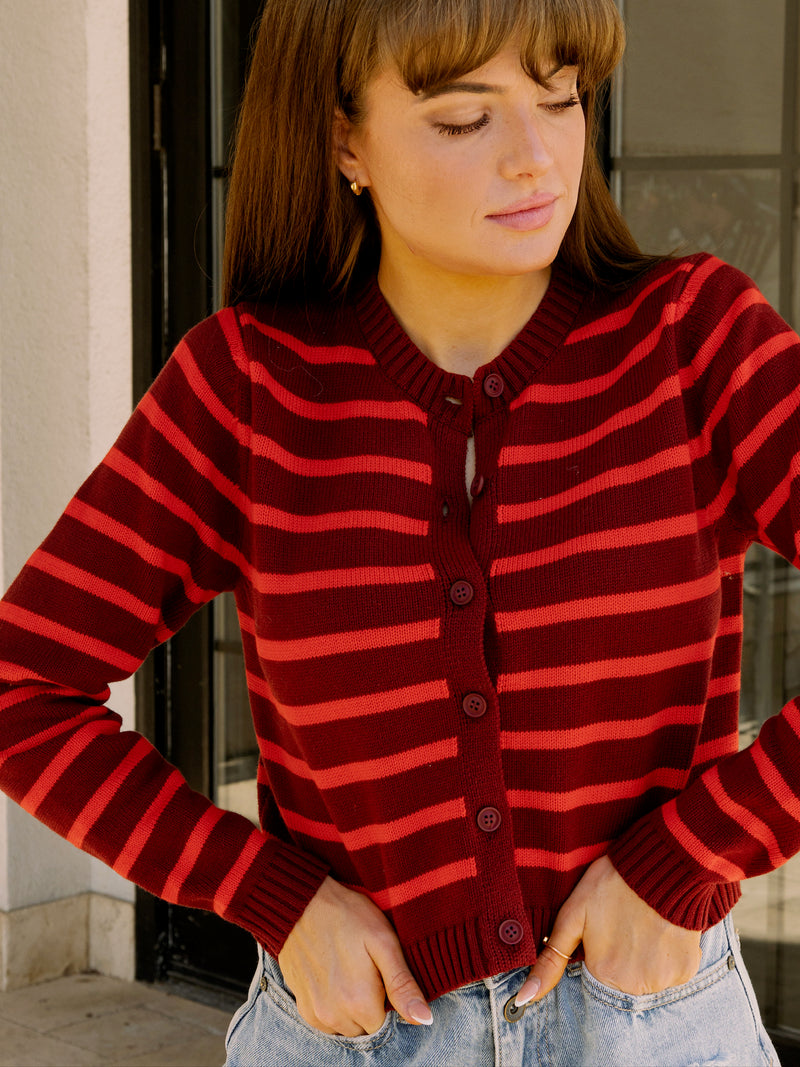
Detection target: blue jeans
<box><xmin>224</xmin><ymin>914</ymin><xmax>778</xmax><ymax>1066</ymax></box>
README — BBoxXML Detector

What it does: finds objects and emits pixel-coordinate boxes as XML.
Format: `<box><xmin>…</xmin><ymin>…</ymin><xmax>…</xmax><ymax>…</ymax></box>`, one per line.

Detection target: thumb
<box><xmin>370</xmin><ymin>940</ymin><xmax>433</xmax><ymax>1027</ymax></box>
<box><xmin>515</xmin><ymin>921</ymin><xmax>582</xmax><ymax>1007</ymax></box>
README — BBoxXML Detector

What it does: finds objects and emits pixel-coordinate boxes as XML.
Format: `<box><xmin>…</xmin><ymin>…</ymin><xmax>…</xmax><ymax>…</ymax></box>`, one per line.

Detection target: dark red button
<box><xmin>499</xmin><ymin>919</ymin><xmax>524</xmax><ymax>945</ymax></box>
<box><xmin>483</xmin><ymin>374</ymin><xmax>504</xmax><ymax>398</ymax></box>
<box><xmin>477</xmin><ymin>807</ymin><xmax>502</xmax><ymax>832</ymax></box>
<box><xmin>449</xmin><ymin>580</ymin><xmax>474</xmax><ymax>605</ymax></box>
<box><xmin>462</xmin><ymin>693</ymin><xmax>487</xmax><ymax>718</ymax></box>
<box><xmin>470</xmin><ymin>474</ymin><xmax>485</xmax><ymax>497</ymax></box>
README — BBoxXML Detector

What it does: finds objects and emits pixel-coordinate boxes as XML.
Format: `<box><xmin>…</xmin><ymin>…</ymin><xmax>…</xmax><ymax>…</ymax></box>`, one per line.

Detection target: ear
<box><xmin>332</xmin><ymin>108</ymin><xmax>368</xmax><ymax>188</ymax></box>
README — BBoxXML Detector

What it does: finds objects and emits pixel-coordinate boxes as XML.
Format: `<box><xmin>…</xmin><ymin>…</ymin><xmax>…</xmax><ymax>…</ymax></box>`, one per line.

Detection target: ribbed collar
<box><xmin>354</xmin><ymin>260</ymin><xmax>587</xmax><ymax>429</ymax></box>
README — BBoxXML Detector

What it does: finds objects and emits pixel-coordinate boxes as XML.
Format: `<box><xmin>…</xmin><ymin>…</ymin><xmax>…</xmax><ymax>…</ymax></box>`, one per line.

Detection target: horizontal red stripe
<box><xmin>20</xmin><ymin>720</ymin><xmax>120</xmax><ymax>814</ymax></box>
<box><xmin>29</xmin><ymin>549</ymin><xmax>161</xmax><ymax>625</ymax></box>
<box><xmin>248</xmin><ymin>359</ymin><xmax>427</xmax><ymax>424</ymax></box>
<box><xmin>273</xmin><ymin>679</ymin><xmax>451</xmax><ymax>727</ymax></box>
<box><xmin>370</xmin><ymin>858</ymin><xmax>477</xmax><ymax>910</ymax></box>
<box><xmin>515</xmin><ymin>841</ymin><xmax>609</xmax><ymax>872</ymax></box>
<box><xmin>508</xmin><ymin>768</ymin><xmax>685</xmax><ymax>813</ymax></box>
<box><xmin>693</xmin><ymin>332</ymin><xmax>797</xmax><ymax>458</ymax></box>
<box><xmin>115</xmin><ymin>772</ymin><xmax>184</xmax><ymax>878</ymax></box>
<box><xmin>246</xmin><ymin>617</ymin><xmax>440</xmax><ymax>662</ymax></box>
<box><xmin>704</xmin><ymin>765</ymin><xmax>789</xmax><ymax>867</ymax></box>
<box><xmin>260</xmin><ymin>737</ymin><xmax>459</xmax><ymax>790</ymax></box>
<box><xmin>501</xmin><ymin>704</ymin><xmax>704</xmax><ymax>751</ymax></box>
<box><xmin>750</xmin><ymin>745</ymin><xmax>800</xmax><ymax>823</ymax></box>
<box><xmin>498</xmin><ymin>639</ymin><xmax>715</xmax><ymax>693</ymax></box>
<box><xmin>501</xmin><ymin>374</ymin><xmax>681</xmax><ymax>466</ymax></box>
<box><xmin>249</xmin><ymin>432</ymin><xmax>432</xmax><ymax>484</ymax></box>
<box><xmin>491</xmin><ymin>513</ymin><xmax>701</xmax><ymax>577</ymax></box>
<box><xmin>251</xmin><ymin>564</ymin><xmax>436</xmax><ymax>596</ymax></box>
<box><xmin>0</xmin><ymin>704</ymin><xmax>112</xmax><ymax>769</ymax></box>
<box><xmin>249</xmin><ymin>503</ymin><xmax>428</xmax><ymax>536</ymax></box>
<box><xmin>511</xmin><ymin>276</ymin><xmax>694</xmax><ymax>409</ymax></box>
<box><xmin>496</xmin><ymin>572</ymin><xmax>719</xmax><ymax>631</ymax></box>
<box><xmin>498</xmin><ymin>445</ymin><xmax>690</xmax><ymax>524</ymax></box>
<box><xmin>0</xmin><ymin>602</ymin><xmax>142</xmax><ymax>675</ymax></box>
<box><xmin>706</xmin><ymin>673</ymin><xmax>739</xmax><ymax>700</ymax></box>
<box><xmin>282</xmin><ymin>798</ymin><xmax>466</xmax><ymax>851</ymax></box>
<box><xmin>239</xmin><ymin>313</ymin><xmax>375</xmax><ymax>365</ymax></box>
<box><xmin>754</xmin><ymin>464</ymin><xmax>799</xmax><ymax>550</ymax></box>
<box><xmin>565</xmin><ymin>261</ymin><xmax>696</xmax><ymax>343</ymax></box>
<box><xmin>174</xmin><ymin>338</ymin><xmax>246</xmax><ymax>443</ymax></box>
<box><xmin>692</xmin><ymin>735</ymin><xmax>738</xmax><ymax>766</ymax></box>
<box><xmin>103</xmin><ymin>449</ymin><xmax>247</xmax><ymax>569</ymax></box>
<box><xmin>138</xmin><ymin>392</ymin><xmax>247</xmax><ymax>509</ymax></box>
<box><xmin>65</xmin><ymin>498</ymin><xmax>220</xmax><ymax>606</ymax></box>
<box><xmin>69</xmin><ymin>738</ymin><xmax>152</xmax><ymax>848</ymax></box>
<box><xmin>691</xmin><ymin>286</ymin><xmax>768</xmax><ymax>380</ymax></box>
<box><xmin>216</xmin><ymin>830</ymin><xmax>265</xmax><ymax>914</ymax></box>
<box><xmin>162</xmin><ymin>807</ymin><xmax>226</xmax><ymax>902</ymax></box>
<box><xmin>661</xmin><ymin>800</ymin><xmax>745</xmax><ymax>880</ymax></box>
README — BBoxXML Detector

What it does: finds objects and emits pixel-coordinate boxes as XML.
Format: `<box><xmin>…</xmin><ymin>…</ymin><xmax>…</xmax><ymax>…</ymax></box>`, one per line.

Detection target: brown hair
<box><xmin>223</xmin><ymin>0</ymin><xmax>654</xmax><ymax>306</ymax></box>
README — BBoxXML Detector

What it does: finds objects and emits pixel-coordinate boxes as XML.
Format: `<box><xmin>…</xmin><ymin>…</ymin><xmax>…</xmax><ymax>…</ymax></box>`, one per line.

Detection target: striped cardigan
<box><xmin>2</xmin><ymin>253</ymin><xmax>799</xmax><ymax>999</ymax></box>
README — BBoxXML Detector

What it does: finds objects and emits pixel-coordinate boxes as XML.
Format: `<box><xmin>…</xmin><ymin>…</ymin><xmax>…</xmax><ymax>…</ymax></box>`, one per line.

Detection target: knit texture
<box><xmin>1</xmin><ymin>254</ymin><xmax>799</xmax><ymax>999</ymax></box>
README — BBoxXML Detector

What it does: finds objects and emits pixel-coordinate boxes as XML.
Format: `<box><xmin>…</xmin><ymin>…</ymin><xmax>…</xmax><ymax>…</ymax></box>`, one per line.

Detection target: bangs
<box><xmin>366</xmin><ymin>0</ymin><xmax>625</xmax><ymax>97</ymax></box>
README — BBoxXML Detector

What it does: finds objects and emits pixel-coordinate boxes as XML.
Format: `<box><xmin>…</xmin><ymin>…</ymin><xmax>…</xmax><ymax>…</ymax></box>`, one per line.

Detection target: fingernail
<box><xmin>514</xmin><ymin>977</ymin><xmax>541</xmax><ymax>1007</ymax></box>
<box><xmin>409</xmin><ymin>999</ymin><xmax>433</xmax><ymax>1025</ymax></box>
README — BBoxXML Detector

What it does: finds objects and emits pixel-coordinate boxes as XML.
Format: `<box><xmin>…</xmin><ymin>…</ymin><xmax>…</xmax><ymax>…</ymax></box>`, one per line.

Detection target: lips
<box><xmin>487</xmin><ymin>194</ymin><xmax>558</xmax><ymax>231</ymax></box>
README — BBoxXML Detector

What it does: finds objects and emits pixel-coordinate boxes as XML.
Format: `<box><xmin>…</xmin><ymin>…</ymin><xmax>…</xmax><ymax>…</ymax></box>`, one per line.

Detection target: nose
<box><xmin>498</xmin><ymin>107</ymin><xmax>553</xmax><ymax>180</ymax></box>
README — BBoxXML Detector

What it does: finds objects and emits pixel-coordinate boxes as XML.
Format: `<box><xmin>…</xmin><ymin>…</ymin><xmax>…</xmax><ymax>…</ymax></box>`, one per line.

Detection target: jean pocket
<box><xmin>263</xmin><ymin>961</ymin><xmax>398</xmax><ymax>1053</ymax></box>
<box><xmin>578</xmin><ymin>950</ymin><xmax>735</xmax><ymax>1013</ymax></box>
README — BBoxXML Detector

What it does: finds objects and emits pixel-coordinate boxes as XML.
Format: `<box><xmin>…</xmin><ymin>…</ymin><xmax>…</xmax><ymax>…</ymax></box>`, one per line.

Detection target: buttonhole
<box><xmin>444</xmin><ymin>395</ymin><xmax>463</xmax><ymax>406</ymax></box>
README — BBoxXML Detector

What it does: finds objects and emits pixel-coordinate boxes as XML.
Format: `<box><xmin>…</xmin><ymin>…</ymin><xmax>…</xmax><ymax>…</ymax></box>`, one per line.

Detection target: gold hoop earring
<box><xmin>350</xmin><ymin>179</ymin><xmax>363</xmax><ymax>196</ymax></box>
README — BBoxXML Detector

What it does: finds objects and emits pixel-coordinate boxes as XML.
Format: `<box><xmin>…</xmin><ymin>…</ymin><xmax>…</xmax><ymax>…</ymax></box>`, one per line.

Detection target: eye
<box><xmin>542</xmin><ymin>94</ymin><xmax>581</xmax><ymax>114</ymax></box>
<box><xmin>434</xmin><ymin>114</ymin><xmax>490</xmax><ymax>137</ymax></box>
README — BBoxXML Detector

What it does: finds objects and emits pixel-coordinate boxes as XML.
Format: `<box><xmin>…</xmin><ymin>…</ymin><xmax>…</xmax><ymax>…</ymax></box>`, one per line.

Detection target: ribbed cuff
<box><xmin>224</xmin><ymin>841</ymin><xmax>330</xmax><ymax>956</ymax></box>
<box><xmin>608</xmin><ymin>815</ymin><xmax>734</xmax><ymax>930</ymax></box>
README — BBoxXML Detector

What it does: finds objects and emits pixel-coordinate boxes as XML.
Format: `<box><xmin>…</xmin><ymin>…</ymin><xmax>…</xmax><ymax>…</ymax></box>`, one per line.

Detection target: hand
<box><xmin>515</xmin><ymin>855</ymin><xmax>702</xmax><ymax>1006</ymax></box>
<box><xmin>277</xmin><ymin>876</ymin><xmax>433</xmax><ymax>1036</ymax></box>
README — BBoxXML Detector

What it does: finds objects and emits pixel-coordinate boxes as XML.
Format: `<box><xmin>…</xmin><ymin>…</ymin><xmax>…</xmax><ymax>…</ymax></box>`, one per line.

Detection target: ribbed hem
<box><xmin>608</xmin><ymin>817</ymin><xmax>741</xmax><ymax>930</ymax></box>
<box><xmin>224</xmin><ymin>841</ymin><xmax>330</xmax><ymax>956</ymax></box>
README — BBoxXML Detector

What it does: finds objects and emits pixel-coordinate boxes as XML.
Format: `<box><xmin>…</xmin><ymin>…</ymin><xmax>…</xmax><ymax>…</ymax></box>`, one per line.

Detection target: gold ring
<box><xmin>542</xmin><ymin>937</ymin><xmax>571</xmax><ymax>962</ymax></box>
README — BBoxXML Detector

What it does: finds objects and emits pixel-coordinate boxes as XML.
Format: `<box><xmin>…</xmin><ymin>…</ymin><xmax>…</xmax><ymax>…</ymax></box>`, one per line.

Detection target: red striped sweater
<box><xmin>2</xmin><ymin>253</ymin><xmax>800</xmax><ymax>999</ymax></box>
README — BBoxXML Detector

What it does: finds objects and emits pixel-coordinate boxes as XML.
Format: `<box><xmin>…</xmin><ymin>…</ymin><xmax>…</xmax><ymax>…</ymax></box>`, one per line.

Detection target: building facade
<box><xmin>0</xmin><ymin>0</ymin><xmax>798</xmax><ymax>1053</ymax></box>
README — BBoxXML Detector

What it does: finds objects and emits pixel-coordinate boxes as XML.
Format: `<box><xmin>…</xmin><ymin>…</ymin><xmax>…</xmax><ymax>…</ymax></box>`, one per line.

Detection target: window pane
<box><xmin>214</xmin><ymin>592</ymin><xmax>259</xmax><ymax>825</ymax></box>
<box><xmin>619</xmin><ymin>169</ymin><xmax>781</xmax><ymax>305</ymax></box>
<box><xmin>620</xmin><ymin>0</ymin><xmax>785</xmax><ymax>156</ymax></box>
<box><xmin>738</xmin><ymin>549</ymin><xmax>800</xmax><ymax>1034</ymax></box>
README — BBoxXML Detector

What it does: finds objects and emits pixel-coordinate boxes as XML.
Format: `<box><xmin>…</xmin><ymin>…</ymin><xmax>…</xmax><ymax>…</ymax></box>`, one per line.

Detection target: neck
<box><xmin>377</xmin><ymin>257</ymin><xmax>552</xmax><ymax>378</ymax></box>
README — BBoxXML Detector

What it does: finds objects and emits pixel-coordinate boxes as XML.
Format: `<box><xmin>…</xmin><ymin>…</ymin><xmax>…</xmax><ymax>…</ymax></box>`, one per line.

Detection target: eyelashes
<box><xmin>543</xmin><ymin>94</ymin><xmax>581</xmax><ymax>113</ymax></box>
<box><xmin>435</xmin><ymin>114</ymin><xmax>491</xmax><ymax>137</ymax></box>
<box><xmin>434</xmin><ymin>95</ymin><xmax>581</xmax><ymax>137</ymax></box>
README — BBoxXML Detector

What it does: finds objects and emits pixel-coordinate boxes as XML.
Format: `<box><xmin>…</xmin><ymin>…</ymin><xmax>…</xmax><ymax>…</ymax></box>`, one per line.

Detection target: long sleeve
<box><xmin>0</xmin><ymin>308</ymin><xmax>328</xmax><ymax>956</ymax></box>
<box><xmin>609</xmin><ymin>256</ymin><xmax>800</xmax><ymax>927</ymax></box>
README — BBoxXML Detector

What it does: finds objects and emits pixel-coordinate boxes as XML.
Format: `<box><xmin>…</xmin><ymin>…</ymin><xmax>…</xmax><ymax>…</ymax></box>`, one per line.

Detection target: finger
<box><xmin>370</xmin><ymin>938</ymin><xmax>433</xmax><ymax>1026</ymax></box>
<box><xmin>516</xmin><ymin>928</ymin><xmax>581</xmax><ymax>1006</ymax></box>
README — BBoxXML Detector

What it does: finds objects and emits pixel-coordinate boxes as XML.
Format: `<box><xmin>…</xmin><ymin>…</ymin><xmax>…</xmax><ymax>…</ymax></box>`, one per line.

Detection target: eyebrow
<box><xmin>417</xmin><ymin>65</ymin><xmax>570</xmax><ymax>102</ymax></box>
<box><xmin>418</xmin><ymin>81</ymin><xmax>504</xmax><ymax>100</ymax></box>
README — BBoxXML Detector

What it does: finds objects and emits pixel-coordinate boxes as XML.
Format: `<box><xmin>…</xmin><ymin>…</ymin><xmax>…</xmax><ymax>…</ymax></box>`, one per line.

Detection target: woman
<box><xmin>0</xmin><ymin>0</ymin><xmax>791</xmax><ymax>1063</ymax></box>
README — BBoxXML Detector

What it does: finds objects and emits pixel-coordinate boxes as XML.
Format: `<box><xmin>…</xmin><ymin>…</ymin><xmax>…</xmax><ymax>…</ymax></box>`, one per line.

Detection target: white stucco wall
<box><xmin>0</xmin><ymin>0</ymin><xmax>134</xmax><ymax>919</ymax></box>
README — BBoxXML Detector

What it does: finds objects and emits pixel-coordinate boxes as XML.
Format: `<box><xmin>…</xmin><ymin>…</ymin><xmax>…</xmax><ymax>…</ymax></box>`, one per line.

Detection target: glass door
<box><xmin>131</xmin><ymin>0</ymin><xmax>263</xmax><ymax>1002</ymax></box>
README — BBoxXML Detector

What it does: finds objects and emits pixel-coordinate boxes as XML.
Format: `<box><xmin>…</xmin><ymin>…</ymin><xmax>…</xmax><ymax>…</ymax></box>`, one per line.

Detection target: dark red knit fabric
<box><xmin>1</xmin><ymin>254</ymin><xmax>799</xmax><ymax>999</ymax></box>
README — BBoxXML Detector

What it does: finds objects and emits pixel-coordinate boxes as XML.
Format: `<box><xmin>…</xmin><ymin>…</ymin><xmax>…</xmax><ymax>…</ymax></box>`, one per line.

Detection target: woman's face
<box><xmin>336</xmin><ymin>44</ymin><xmax>586</xmax><ymax>288</ymax></box>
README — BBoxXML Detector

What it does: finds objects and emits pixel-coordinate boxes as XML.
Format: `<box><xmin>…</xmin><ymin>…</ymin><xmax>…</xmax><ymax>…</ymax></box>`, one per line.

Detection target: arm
<box><xmin>522</xmin><ymin>257</ymin><xmax>800</xmax><ymax>1003</ymax></box>
<box><xmin>0</xmin><ymin>308</ymin><xmax>328</xmax><ymax>956</ymax></box>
